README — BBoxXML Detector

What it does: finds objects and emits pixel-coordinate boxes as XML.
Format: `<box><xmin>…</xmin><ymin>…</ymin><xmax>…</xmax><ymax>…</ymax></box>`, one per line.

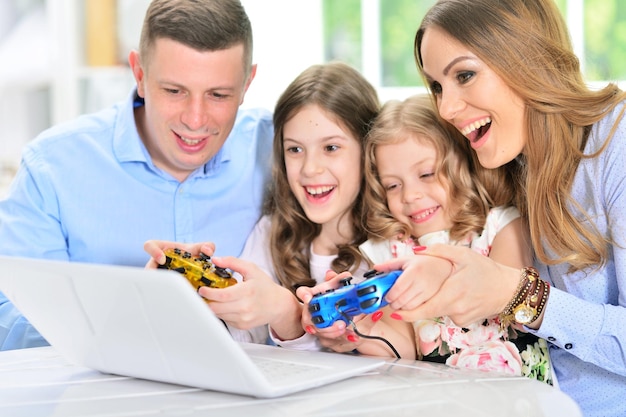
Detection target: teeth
<box><xmin>306</xmin><ymin>185</ymin><xmax>334</xmax><ymax>195</ymax></box>
<box><xmin>180</xmin><ymin>136</ymin><xmax>202</xmax><ymax>145</ymax></box>
<box><xmin>410</xmin><ymin>207</ymin><xmax>436</xmax><ymax>220</ymax></box>
<box><xmin>461</xmin><ymin>117</ymin><xmax>491</xmax><ymax>136</ymax></box>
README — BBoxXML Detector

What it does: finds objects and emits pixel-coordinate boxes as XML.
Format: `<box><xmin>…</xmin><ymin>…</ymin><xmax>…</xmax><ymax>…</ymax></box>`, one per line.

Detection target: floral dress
<box><xmin>359</xmin><ymin>206</ymin><xmax>554</xmax><ymax>385</ymax></box>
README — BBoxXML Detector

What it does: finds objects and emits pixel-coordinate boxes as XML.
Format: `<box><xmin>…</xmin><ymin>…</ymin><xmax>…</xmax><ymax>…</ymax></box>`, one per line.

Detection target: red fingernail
<box><xmin>305</xmin><ymin>325</ymin><xmax>315</xmax><ymax>334</ymax></box>
<box><xmin>372</xmin><ymin>311</ymin><xmax>384</xmax><ymax>322</ymax></box>
<box><xmin>347</xmin><ymin>334</ymin><xmax>358</xmax><ymax>343</ymax></box>
<box><xmin>412</xmin><ymin>245</ymin><xmax>426</xmax><ymax>253</ymax></box>
<box><xmin>390</xmin><ymin>313</ymin><xmax>402</xmax><ymax>320</ymax></box>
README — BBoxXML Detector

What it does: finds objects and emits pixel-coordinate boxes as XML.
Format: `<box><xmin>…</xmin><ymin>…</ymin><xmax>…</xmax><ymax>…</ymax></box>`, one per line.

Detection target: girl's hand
<box><xmin>300</xmin><ymin>306</ymin><xmax>367</xmax><ymax>353</ymax></box>
<box><xmin>377</xmin><ymin>244</ymin><xmax>520</xmax><ymax>327</ymax></box>
<box><xmin>143</xmin><ymin>240</ymin><xmax>215</xmax><ymax>268</ymax></box>
<box><xmin>199</xmin><ymin>256</ymin><xmax>302</xmax><ymax>339</ymax></box>
<box><xmin>375</xmin><ymin>252</ymin><xmax>453</xmax><ymax>312</ymax></box>
<box><xmin>296</xmin><ymin>272</ymin><xmax>364</xmax><ymax>352</ymax></box>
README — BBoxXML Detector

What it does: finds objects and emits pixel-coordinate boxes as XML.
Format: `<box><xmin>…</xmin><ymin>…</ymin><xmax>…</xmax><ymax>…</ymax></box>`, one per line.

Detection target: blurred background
<box><xmin>1</xmin><ymin>0</ymin><xmax>625</xmax><ymax>196</ymax></box>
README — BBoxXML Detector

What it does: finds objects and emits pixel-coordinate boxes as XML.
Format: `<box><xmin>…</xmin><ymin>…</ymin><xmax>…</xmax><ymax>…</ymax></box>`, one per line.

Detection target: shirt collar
<box><xmin>113</xmin><ymin>88</ymin><xmax>232</xmax><ymax>178</ymax></box>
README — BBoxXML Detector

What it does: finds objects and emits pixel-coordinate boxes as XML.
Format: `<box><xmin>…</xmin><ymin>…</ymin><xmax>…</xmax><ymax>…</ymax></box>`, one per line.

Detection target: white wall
<box><xmin>0</xmin><ymin>1</ymin><xmax>50</xmax><ymax>173</ymax></box>
<box><xmin>115</xmin><ymin>0</ymin><xmax>325</xmax><ymax>111</ymax></box>
<box><xmin>0</xmin><ymin>0</ymin><xmax>324</xmax><ymax>176</ymax></box>
<box><xmin>242</xmin><ymin>0</ymin><xmax>324</xmax><ymax>111</ymax></box>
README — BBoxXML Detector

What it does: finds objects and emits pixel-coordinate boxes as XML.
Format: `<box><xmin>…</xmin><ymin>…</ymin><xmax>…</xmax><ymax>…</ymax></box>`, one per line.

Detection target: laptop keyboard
<box><xmin>251</xmin><ymin>356</ymin><xmax>330</xmax><ymax>383</ymax></box>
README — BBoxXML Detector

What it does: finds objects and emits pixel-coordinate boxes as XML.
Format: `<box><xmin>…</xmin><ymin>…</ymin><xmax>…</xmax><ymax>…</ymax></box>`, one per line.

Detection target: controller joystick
<box><xmin>158</xmin><ymin>248</ymin><xmax>237</xmax><ymax>291</ymax></box>
<box><xmin>308</xmin><ymin>269</ymin><xmax>402</xmax><ymax>328</ymax></box>
<box><xmin>339</xmin><ymin>277</ymin><xmax>353</xmax><ymax>286</ymax></box>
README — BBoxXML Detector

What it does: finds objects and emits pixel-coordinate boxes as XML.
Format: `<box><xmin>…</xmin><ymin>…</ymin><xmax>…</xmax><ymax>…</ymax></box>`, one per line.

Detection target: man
<box><xmin>0</xmin><ymin>0</ymin><xmax>273</xmax><ymax>350</ymax></box>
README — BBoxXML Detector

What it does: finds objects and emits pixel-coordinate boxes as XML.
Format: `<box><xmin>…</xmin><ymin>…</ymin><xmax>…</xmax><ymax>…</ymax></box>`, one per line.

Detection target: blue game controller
<box><xmin>308</xmin><ymin>269</ymin><xmax>402</xmax><ymax>328</ymax></box>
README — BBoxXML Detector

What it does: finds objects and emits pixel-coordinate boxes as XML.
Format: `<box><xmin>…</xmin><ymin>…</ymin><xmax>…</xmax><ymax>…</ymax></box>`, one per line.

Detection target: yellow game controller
<box><xmin>158</xmin><ymin>248</ymin><xmax>237</xmax><ymax>290</ymax></box>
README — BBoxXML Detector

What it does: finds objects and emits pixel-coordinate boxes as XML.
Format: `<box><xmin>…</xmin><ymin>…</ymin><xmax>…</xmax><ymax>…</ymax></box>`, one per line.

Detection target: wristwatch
<box><xmin>500</xmin><ymin>267</ymin><xmax>550</xmax><ymax>326</ymax></box>
<box><xmin>513</xmin><ymin>267</ymin><xmax>550</xmax><ymax>324</ymax></box>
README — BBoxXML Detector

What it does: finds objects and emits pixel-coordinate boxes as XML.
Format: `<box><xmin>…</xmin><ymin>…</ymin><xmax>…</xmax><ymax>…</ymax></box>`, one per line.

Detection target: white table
<box><xmin>0</xmin><ymin>346</ymin><xmax>581</xmax><ymax>417</ymax></box>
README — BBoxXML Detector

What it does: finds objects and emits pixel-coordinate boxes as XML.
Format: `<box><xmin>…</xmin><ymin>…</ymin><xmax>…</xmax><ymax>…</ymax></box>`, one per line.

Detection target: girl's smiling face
<box><xmin>420</xmin><ymin>25</ymin><xmax>527</xmax><ymax>169</ymax></box>
<box><xmin>282</xmin><ymin>104</ymin><xmax>362</xmax><ymax>234</ymax></box>
<box><xmin>376</xmin><ymin>136</ymin><xmax>453</xmax><ymax>238</ymax></box>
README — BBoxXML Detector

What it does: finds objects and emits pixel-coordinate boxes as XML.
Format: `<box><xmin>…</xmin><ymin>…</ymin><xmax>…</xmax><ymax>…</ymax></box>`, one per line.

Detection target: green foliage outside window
<box><xmin>380</xmin><ymin>0</ymin><xmax>435</xmax><ymax>87</ymax></box>
<box><xmin>323</xmin><ymin>0</ymin><xmax>362</xmax><ymax>69</ymax></box>
<box><xmin>584</xmin><ymin>0</ymin><xmax>626</xmax><ymax>81</ymax></box>
<box><xmin>323</xmin><ymin>0</ymin><xmax>626</xmax><ymax>87</ymax></box>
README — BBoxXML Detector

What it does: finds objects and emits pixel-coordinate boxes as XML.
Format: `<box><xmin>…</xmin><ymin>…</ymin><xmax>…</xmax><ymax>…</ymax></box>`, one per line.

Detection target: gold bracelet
<box><xmin>512</xmin><ymin>283</ymin><xmax>539</xmax><ymax>324</ymax></box>
<box><xmin>520</xmin><ymin>277</ymin><xmax>550</xmax><ymax>324</ymax></box>
<box><xmin>499</xmin><ymin>267</ymin><xmax>540</xmax><ymax>328</ymax></box>
<box><xmin>501</xmin><ymin>268</ymin><xmax>529</xmax><ymax>316</ymax></box>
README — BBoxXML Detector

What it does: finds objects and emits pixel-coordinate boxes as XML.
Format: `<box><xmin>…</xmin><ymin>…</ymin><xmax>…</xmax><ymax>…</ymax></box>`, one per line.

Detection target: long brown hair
<box><xmin>267</xmin><ymin>62</ymin><xmax>380</xmax><ymax>291</ymax></box>
<box><xmin>415</xmin><ymin>0</ymin><xmax>626</xmax><ymax>271</ymax></box>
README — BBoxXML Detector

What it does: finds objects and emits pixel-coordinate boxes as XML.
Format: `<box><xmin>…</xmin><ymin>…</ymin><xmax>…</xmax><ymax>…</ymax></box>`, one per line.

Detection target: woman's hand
<box><xmin>143</xmin><ymin>240</ymin><xmax>215</xmax><ymax>268</ymax></box>
<box><xmin>377</xmin><ymin>244</ymin><xmax>520</xmax><ymax>327</ymax></box>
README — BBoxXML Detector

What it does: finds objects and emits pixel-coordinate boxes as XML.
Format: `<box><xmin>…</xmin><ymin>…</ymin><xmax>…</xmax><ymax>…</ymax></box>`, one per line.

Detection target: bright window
<box><xmin>323</xmin><ymin>0</ymin><xmax>626</xmax><ymax>95</ymax></box>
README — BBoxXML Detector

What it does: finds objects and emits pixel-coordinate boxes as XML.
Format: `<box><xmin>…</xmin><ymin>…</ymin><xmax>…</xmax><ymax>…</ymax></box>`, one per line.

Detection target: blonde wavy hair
<box><xmin>364</xmin><ymin>94</ymin><xmax>514</xmax><ymax>243</ymax></box>
<box><xmin>415</xmin><ymin>0</ymin><xmax>626</xmax><ymax>271</ymax></box>
<box><xmin>266</xmin><ymin>62</ymin><xmax>379</xmax><ymax>292</ymax></box>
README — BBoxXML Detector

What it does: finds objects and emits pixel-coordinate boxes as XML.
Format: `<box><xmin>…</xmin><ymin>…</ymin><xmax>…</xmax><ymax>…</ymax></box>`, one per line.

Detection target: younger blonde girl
<box><xmin>356</xmin><ymin>94</ymin><xmax>552</xmax><ymax>383</ymax></box>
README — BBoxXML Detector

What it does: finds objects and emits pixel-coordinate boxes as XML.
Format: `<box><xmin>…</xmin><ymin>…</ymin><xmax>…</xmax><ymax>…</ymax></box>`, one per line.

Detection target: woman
<box><xmin>376</xmin><ymin>1</ymin><xmax>626</xmax><ymax>416</ymax></box>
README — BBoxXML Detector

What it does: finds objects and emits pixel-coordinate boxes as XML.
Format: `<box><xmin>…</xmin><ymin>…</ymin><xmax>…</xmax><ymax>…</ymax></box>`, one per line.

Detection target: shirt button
<box><xmin>547</xmin><ymin>336</ymin><xmax>556</xmax><ymax>342</ymax></box>
<box><xmin>564</xmin><ymin>343</ymin><xmax>573</xmax><ymax>349</ymax></box>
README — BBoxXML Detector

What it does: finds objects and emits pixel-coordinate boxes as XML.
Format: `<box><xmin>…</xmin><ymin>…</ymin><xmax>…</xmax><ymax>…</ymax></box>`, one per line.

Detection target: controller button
<box><xmin>200</xmin><ymin>277</ymin><xmax>212</xmax><ymax>286</ymax></box>
<box><xmin>363</xmin><ymin>269</ymin><xmax>379</xmax><ymax>278</ymax></box>
<box><xmin>309</xmin><ymin>303</ymin><xmax>321</xmax><ymax>312</ymax></box>
<box><xmin>214</xmin><ymin>267</ymin><xmax>230</xmax><ymax>278</ymax></box>
<box><xmin>356</xmin><ymin>285</ymin><xmax>377</xmax><ymax>297</ymax></box>
<box><xmin>360</xmin><ymin>298</ymin><xmax>380</xmax><ymax>309</ymax></box>
<box><xmin>339</xmin><ymin>277</ymin><xmax>353</xmax><ymax>286</ymax></box>
<box><xmin>311</xmin><ymin>316</ymin><xmax>324</xmax><ymax>325</ymax></box>
<box><xmin>336</xmin><ymin>299</ymin><xmax>348</xmax><ymax>308</ymax></box>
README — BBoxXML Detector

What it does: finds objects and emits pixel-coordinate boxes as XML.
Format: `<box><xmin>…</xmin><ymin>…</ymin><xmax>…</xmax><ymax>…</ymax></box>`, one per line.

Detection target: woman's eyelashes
<box><xmin>428</xmin><ymin>69</ymin><xmax>476</xmax><ymax>95</ymax></box>
<box><xmin>429</xmin><ymin>81</ymin><xmax>442</xmax><ymax>95</ymax></box>
<box><xmin>456</xmin><ymin>70</ymin><xmax>475</xmax><ymax>84</ymax></box>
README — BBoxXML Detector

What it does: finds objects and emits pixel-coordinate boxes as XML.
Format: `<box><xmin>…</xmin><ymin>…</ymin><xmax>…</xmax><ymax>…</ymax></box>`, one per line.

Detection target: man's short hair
<box><xmin>139</xmin><ymin>0</ymin><xmax>253</xmax><ymax>77</ymax></box>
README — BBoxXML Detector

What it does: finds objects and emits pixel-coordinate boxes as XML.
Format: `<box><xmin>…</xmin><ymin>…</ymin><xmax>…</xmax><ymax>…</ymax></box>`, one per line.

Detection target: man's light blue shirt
<box><xmin>531</xmin><ymin>101</ymin><xmax>626</xmax><ymax>417</ymax></box>
<box><xmin>0</xmin><ymin>89</ymin><xmax>273</xmax><ymax>350</ymax></box>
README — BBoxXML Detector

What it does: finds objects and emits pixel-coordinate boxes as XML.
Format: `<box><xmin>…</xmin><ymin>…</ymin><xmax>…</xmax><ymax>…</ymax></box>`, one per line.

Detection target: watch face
<box><xmin>514</xmin><ymin>304</ymin><xmax>536</xmax><ymax>324</ymax></box>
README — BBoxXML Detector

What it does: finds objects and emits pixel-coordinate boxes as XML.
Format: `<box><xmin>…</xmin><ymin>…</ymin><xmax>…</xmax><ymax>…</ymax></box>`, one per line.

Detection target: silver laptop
<box><xmin>0</xmin><ymin>255</ymin><xmax>384</xmax><ymax>398</ymax></box>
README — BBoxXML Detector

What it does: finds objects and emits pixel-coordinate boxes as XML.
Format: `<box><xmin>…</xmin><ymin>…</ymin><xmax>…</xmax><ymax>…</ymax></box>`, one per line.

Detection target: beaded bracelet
<box><xmin>500</xmin><ymin>270</ymin><xmax>528</xmax><ymax>319</ymax></box>
<box><xmin>499</xmin><ymin>267</ymin><xmax>549</xmax><ymax>327</ymax></box>
<box><xmin>518</xmin><ymin>277</ymin><xmax>550</xmax><ymax>324</ymax></box>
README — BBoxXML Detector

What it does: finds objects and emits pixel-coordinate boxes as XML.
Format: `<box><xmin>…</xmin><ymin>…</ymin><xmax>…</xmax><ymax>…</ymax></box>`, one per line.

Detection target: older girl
<box><xmin>145</xmin><ymin>62</ymin><xmax>379</xmax><ymax>349</ymax></box>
